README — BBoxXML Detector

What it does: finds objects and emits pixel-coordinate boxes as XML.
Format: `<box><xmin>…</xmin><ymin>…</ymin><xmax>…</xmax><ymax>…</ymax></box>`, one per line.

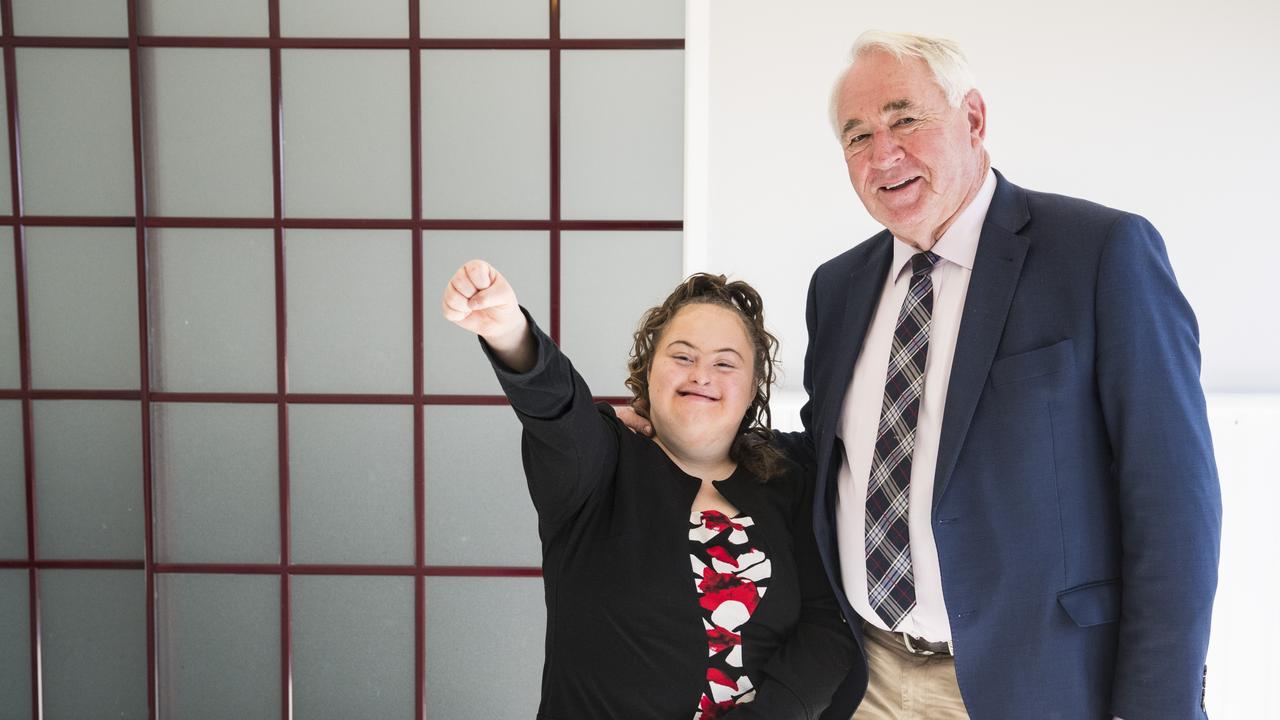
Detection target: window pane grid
<box><xmin>0</xmin><ymin>0</ymin><xmax>683</xmax><ymax>717</ymax></box>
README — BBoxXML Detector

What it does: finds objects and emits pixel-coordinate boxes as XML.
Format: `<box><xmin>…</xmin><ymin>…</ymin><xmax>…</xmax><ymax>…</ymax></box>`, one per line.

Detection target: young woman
<box><xmin>442</xmin><ymin>260</ymin><xmax>855</xmax><ymax>719</ymax></box>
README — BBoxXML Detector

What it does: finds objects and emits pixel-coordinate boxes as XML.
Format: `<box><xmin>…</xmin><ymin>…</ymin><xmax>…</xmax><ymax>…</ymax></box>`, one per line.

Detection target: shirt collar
<box><xmin>889</xmin><ymin>167</ymin><xmax>997</xmax><ymax>284</ymax></box>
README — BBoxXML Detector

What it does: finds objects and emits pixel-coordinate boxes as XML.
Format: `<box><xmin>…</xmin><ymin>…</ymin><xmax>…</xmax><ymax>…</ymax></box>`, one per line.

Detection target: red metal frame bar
<box><xmin>124</xmin><ymin>2</ymin><xmax>158</xmax><ymax>717</ymax></box>
<box><xmin>0</xmin><ymin>35</ymin><xmax>682</xmax><ymax>51</ymax></box>
<box><xmin>408</xmin><ymin>1</ymin><xmax>426</xmax><ymax>716</ymax></box>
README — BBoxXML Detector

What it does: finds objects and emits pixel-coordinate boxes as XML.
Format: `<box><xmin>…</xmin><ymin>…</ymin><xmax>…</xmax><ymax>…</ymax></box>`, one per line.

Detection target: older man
<box><xmin>785</xmin><ymin>31</ymin><xmax>1221</xmax><ymax>720</ymax></box>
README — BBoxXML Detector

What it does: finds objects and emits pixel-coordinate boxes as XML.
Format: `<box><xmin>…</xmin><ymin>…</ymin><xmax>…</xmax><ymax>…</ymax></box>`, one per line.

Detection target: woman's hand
<box><xmin>441</xmin><ymin>259</ymin><xmax>535</xmax><ymax>371</ymax></box>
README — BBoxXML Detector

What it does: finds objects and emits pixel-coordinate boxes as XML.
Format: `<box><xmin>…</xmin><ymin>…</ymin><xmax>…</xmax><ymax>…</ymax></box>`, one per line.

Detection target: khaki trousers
<box><xmin>850</xmin><ymin>623</ymin><xmax>969</xmax><ymax>720</ymax></box>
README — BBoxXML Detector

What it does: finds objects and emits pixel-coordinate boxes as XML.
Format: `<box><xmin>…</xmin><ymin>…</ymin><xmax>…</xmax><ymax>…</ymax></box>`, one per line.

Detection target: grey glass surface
<box><xmin>40</xmin><ymin>570</ymin><xmax>146</xmax><ymax>720</ymax></box>
<box><xmin>152</xmin><ymin>403</ymin><xmax>278</xmax><ymax>564</ymax></box>
<box><xmin>0</xmin><ymin>570</ymin><xmax>30</xmax><ymax>720</ymax></box>
<box><xmin>143</xmin><ymin>48</ymin><xmax>274</xmax><ymax>218</ymax></box>
<box><xmin>16</xmin><ymin>49</ymin><xmax>134</xmax><ymax>215</ymax></box>
<box><xmin>34</xmin><ymin>401</ymin><xmax>143</xmax><ymax>560</ymax></box>
<box><xmin>289</xmin><ymin>404</ymin><xmax>413</xmax><ymax>565</ymax></box>
<box><xmin>0</xmin><ymin>57</ymin><xmax>10</xmax><ymax>216</ymax></box>
<box><xmin>422</xmin><ymin>50</ymin><xmax>549</xmax><ymax>220</ymax></box>
<box><xmin>559</xmin><ymin>231</ymin><xmax>683</xmax><ymax>395</ymax></box>
<box><xmin>0</xmin><ymin>402</ymin><xmax>25</xmax><ymax>559</ymax></box>
<box><xmin>292</xmin><ymin>576</ymin><xmax>414</xmax><ymax>720</ymax></box>
<box><xmin>26</xmin><ymin>227</ymin><xmax>139</xmax><ymax>390</ymax></box>
<box><xmin>561</xmin><ymin>0</ymin><xmax>684</xmax><ymax>39</ymax></box>
<box><xmin>12</xmin><ymin>0</ymin><xmax>128</xmax><ymax>37</ymax></box>
<box><xmin>421</xmin><ymin>0</ymin><xmax>547</xmax><ymax>38</ymax></box>
<box><xmin>0</xmin><ymin>242</ymin><xmax>17</xmax><ymax>388</ymax></box>
<box><xmin>282</xmin><ymin>0</ymin><xmax>406</xmax><ymax>37</ymax></box>
<box><xmin>425</xmin><ymin>577</ymin><xmax>544</xmax><ymax>720</ymax></box>
<box><xmin>139</xmin><ymin>0</ymin><xmax>267</xmax><ymax>36</ymax></box>
<box><xmin>156</xmin><ymin>574</ymin><xmax>280</xmax><ymax>720</ymax></box>
<box><xmin>560</xmin><ymin>50</ymin><xmax>684</xmax><ymax>220</ymax></box>
<box><xmin>423</xmin><ymin>231</ymin><xmax>550</xmax><ymax>394</ymax></box>
<box><xmin>424</xmin><ymin>406</ymin><xmax>539</xmax><ymax>566</ymax></box>
<box><xmin>285</xmin><ymin>230</ymin><xmax>412</xmax><ymax>393</ymax></box>
<box><xmin>281</xmin><ymin>50</ymin><xmax>410</xmax><ymax>219</ymax></box>
<box><xmin>149</xmin><ymin>229</ymin><xmax>276</xmax><ymax>392</ymax></box>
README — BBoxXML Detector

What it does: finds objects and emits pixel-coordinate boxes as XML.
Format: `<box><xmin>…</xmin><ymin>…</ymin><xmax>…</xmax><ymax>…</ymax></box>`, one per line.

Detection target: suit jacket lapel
<box><xmin>932</xmin><ymin>172</ymin><xmax>1031</xmax><ymax>510</ymax></box>
<box><xmin>818</xmin><ymin>232</ymin><xmax>894</xmax><ymax>441</ymax></box>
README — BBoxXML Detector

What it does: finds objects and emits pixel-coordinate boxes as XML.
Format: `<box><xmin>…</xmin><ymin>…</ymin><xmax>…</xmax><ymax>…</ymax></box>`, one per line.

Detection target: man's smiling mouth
<box><xmin>881</xmin><ymin>176</ymin><xmax>921</xmax><ymax>192</ymax></box>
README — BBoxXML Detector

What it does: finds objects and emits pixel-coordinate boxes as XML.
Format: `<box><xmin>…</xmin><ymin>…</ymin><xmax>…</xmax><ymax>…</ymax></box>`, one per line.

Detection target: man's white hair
<box><xmin>829</xmin><ymin>31</ymin><xmax>977</xmax><ymax>138</ymax></box>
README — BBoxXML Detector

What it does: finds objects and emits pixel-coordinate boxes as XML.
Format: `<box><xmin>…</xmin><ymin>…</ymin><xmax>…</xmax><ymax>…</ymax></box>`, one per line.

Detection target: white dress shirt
<box><xmin>835</xmin><ymin>169</ymin><xmax>997</xmax><ymax>642</ymax></box>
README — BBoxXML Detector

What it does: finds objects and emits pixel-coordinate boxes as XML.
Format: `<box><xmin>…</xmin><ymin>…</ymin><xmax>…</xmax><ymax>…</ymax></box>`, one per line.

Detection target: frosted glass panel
<box><xmin>423</xmin><ymin>231</ymin><xmax>549</xmax><ymax>394</ymax></box>
<box><xmin>425</xmin><ymin>577</ymin><xmax>544</xmax><ymax>720</ymax></box>
<box><xmin>285</xmin><ymin>230</ymin><xmax>412</xmax><ymax>393</ymax></box>
<box><xmin>561</xmin><ymin>50</ymin><xmax>684</xmax><ymax>220</ymax></box>
<box><xmin>26</xmin><ymin>227</ymin><xmax>139</xmax><ymax>389</ymax></box>
<box><xmin>16</xmin><ymin>49</ymin><xmax>133</xmax><ymax>215</ymax></box>
<box><xmin>40</xmin><ymin>570</ymin><xmax>146</xmax><ymax>720</ymax></box>
<box><xmin>139</xmin><ymin>0</ymin><xmax>267</xmax><ymax>36</ymax></box>
<box><xmin>0</xmin><ymin>570</ymin><xmax>30</xmax><ymax>720</ymax></box>
<box><xmin>143</xmin><ymin>49</ymin><xmax>274</xmax><ymax>217</ymax></box>
<box><xmin>424</xmin><ymin>406</ymin><xmax>538</xmax><ymax>565</ymax></box>
<box><xmin>150</xmin><ymin>229</ymin><xmax>276</xmax><ymax>393</ymax></box>
<box><xmin>0</xmin><ymin>57</ymin><xmax>10</xmax><ymax>215</ymax></box>
<box><xmin>292</xmin><ymin>576</ymin><xmax>413</xmax><ymax>720</ymax></box>
<box><xmin>157</xmin><ymin>574</ymin><xmax>280</xmax><ymax>720</ymax></box>
<box><xmin>0</xmin><ymin>402</ymin><xmax>24</xmax><ymax>559</ymax></box>
<box><xmin>421</xmin><ymin>0</ymin><xmax>547</xmax><ymax>38</ymax></box>
<box><xmin>12</xmin><ymin>0</ymin><xmax>127</xmax><ymax>37</ymax></box>
<box><xmin>560</xmin><ymin>231</ymin><xmax>683</xmax><ymax>395</ymax></box>
<box><xmin>422</xmin><ymin>50</ymin><xmax>549</xmax><ymax>219</ymax></box>
<box><xmin>289</xmin><ymin>405</ymin><xmax>413</xmax><ymax>564</ymax></box>
<box><xmin>0</xmin><ymin>244</ymin><xmax>17</xmax><ymax>388</ymax></box>
<box><xmin>282</xmin><ymin>51</ymin><xmax>410</xmax><ymax>218</ymax></box>
<box><xmin>561</xmin><ymin>0</ymin><xmax>684</xmax><ymax>39</ymax></box>
<box><xmin>282</xmin><ymin>0</ymin><xmax>407</xmax><ymax>37</ymax></box>
<box><xmin>34</xmin><ymin>401</ymin><xmax>142</xmax><ymax>560</ymax></box>
<box><xmin>153</xmin><ymin>403</ymin><xmax>278</xmax><ymax>564</ymax></box>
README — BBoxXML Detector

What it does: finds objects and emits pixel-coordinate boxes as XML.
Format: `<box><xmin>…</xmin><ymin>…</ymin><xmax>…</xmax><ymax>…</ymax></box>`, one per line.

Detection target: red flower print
<box><xmin>707</xmin><ymin>667</ymin><xmax>739</xmax><ymax>690</ymax></box>
<box><xmin>701</xmin><ymin>510</ymin><xmax>745</xmax><ymax>533</ymax></box>
<box><xmin>698</xmin><ymin>569</ymin><xmax>760</xmax><ymax>613</ymax></box>
<box><xmin>706</xmin><ymin>545</ymin><xmax>739</xmax><ymax>568</ymax></box>
<box><xmin>706</xmin><ymin>627</ymin><xmax>741</xmax><ymax>653</ymax></box>
<box><xmin>698</xmin><ymin>694</ymin><xmax>738</xmax><ymax>720</ymax></box>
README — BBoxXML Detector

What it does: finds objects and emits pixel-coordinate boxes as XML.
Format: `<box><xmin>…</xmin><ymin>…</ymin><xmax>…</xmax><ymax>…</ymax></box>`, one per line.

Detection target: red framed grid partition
<box><xmin>0</xmin><ymin>1</ymin><xmax>684</xmax><ymax>718</ymax></box>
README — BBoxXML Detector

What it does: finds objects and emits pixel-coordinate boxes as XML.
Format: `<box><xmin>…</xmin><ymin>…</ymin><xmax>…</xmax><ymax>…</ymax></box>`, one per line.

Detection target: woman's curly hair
<box><xmin>624</xmin><ymin>273</ymin><xmax>786</xmax><ymax>482</ymax></box>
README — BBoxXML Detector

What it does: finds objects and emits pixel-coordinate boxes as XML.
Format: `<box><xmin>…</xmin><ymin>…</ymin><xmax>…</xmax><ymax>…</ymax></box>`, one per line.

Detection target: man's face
<box><xmin>834</xmin><ymin>50</ymin><xmax>987</xmax><ymax>249</ymax></box>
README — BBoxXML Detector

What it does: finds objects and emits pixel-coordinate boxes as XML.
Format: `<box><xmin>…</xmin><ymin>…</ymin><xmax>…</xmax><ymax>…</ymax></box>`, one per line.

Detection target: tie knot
<box><xmin>911</xmin><ymin>251</ymin><xmax>941</xmax><ymax>278</ymax></box>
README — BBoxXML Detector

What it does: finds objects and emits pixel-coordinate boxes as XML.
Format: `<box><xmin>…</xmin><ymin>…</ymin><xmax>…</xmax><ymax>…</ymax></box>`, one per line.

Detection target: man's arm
<box><xmin>1095</xmin><ymin>214</ymin><xmax>1221</xmax><ymax>720</ymax></box>
<box><xmin>773</xmin><ymin>272</ymin><xmax>824</xmax><ymax>470</ymax></box>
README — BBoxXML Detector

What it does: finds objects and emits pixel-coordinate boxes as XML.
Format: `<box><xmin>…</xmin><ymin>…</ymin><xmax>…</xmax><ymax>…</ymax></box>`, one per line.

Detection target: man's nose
<box><xmin>868</xmin><ymin>131</ymin><xmax>904</xmax><ymax>169</ymax></box>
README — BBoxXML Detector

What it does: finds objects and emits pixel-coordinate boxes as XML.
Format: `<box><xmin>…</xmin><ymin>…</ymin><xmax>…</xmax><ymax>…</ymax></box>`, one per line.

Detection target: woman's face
<box><xmin>646</xmin><ymin>303</ymin><xmax>757</xmax><ymax>459</ymax></box>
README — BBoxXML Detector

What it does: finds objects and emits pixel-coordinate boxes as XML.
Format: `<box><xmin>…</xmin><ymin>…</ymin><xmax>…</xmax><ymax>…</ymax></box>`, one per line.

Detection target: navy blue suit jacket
<box><xmin>788</xmin><ymin>170</ymin><xmax>1221</xmax><ymax>720</ymax></box>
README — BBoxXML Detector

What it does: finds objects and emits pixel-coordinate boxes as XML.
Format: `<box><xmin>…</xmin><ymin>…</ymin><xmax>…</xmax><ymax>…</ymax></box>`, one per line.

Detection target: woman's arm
<box><xmin>731</xmin><ymin>468</ymin><xmax>858</xmax><ymax>719</ymax></box>
<box><xmin>442</xmin><ymin>259</ymin><xmax>619</xmax><ymax>531</ymax></box>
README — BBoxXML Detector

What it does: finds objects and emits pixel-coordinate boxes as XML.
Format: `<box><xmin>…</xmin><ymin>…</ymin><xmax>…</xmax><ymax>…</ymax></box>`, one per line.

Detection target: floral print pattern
<box><xmin>689</xmin><ymin>510</ymin><xmax>771</xmax><ymax>719</ymax></box>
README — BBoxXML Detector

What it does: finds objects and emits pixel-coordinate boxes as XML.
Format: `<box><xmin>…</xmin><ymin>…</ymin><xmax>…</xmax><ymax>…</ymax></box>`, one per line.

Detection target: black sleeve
<box><xmin>772</xmin><ymin>271</ymin><xmax>822</xmax><ymax>471</ymax></box>
<box><xmin>729</xmin><ymin>467</ymin><xmax>859</xmax><ymax>719</ymax></box>
<box><xmin>482</xmin><ymin>309</ymin><xmax>620</xmax><ymax>532</ymax></box>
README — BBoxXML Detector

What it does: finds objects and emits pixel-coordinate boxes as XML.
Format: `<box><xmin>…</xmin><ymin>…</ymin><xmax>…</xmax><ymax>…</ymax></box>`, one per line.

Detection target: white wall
<box><xmin>687</xmin><ymin>1</ymin><xmax>1280</xmax><ymax>716</ymax></box>
<box><xmin>687</xmin><ymin>0</ymin><xmax>1280</xmax><ymax>395</ymax></box>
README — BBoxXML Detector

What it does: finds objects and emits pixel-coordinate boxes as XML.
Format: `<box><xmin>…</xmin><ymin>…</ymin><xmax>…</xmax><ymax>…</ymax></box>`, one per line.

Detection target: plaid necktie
<box><xmin>866</xmin><ymin>250</ymin><xmax>940</xmax><ymax>629</ymax></box>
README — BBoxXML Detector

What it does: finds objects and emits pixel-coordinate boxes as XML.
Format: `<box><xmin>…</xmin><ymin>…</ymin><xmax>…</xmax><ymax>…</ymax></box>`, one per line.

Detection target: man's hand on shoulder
<box><xmin>614</xmin><ymin>406</ymin><xmax>653</xmax><ymax>436</ymax></box>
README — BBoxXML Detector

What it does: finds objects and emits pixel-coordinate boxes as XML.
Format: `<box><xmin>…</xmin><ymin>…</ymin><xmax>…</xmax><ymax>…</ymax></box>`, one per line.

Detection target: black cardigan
<box><xmin>484</xmin><ymin>317</ymin><xmax>857</xmax><ymax>719</ymax></box>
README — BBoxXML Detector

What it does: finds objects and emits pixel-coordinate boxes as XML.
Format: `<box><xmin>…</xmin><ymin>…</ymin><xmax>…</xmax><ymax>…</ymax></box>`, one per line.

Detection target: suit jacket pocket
<box><xmin>990</xmin><ymin>338</ymin><xmax>1075</xmax><ymax>387</ymax></box>
<box><xmin>1057</xmin><ymin>578</ymin><xmax>1120</xmax><ymax>627</ymax></box>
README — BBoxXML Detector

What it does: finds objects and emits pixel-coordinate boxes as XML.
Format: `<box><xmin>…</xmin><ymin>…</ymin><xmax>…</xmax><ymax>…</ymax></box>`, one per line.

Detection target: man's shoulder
<box><xmin>812</xmin><ymin>228</ymin><xmax>891</xmax><ymax>280</ymax></box>
<box><xmin>997</xmin><ymin>172</ymin><xmax>1141</xmax><ymax>238</ymax></box>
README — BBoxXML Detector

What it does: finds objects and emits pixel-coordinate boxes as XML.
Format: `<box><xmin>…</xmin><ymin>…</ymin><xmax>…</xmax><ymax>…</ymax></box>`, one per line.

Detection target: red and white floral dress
<box><xmin>689</xmin><ymin>509</ymin><xmax>772</xmax><ymax>720</ymax></box>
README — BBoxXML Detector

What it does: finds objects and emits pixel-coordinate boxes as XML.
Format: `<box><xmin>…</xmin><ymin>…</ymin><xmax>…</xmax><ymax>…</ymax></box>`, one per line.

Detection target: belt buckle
<box><xmin>901</xmin><ymin>633</ymin><xmax>953</xmax><ymax>656</ymax></box>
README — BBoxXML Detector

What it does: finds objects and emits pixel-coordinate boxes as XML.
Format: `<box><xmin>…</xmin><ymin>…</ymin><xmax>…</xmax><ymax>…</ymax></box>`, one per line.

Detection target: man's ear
<box><xmin>964</xmin><ymin>88</ymin><xmax>987</xmax><ymax>143</ymax></box>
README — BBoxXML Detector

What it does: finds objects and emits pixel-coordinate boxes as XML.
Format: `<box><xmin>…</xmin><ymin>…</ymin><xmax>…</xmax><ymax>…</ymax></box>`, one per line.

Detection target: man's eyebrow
<box><xmin>842</xmin><ymin>99</ymin><xmax>916</xmax><ymax>136</ymax></box>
